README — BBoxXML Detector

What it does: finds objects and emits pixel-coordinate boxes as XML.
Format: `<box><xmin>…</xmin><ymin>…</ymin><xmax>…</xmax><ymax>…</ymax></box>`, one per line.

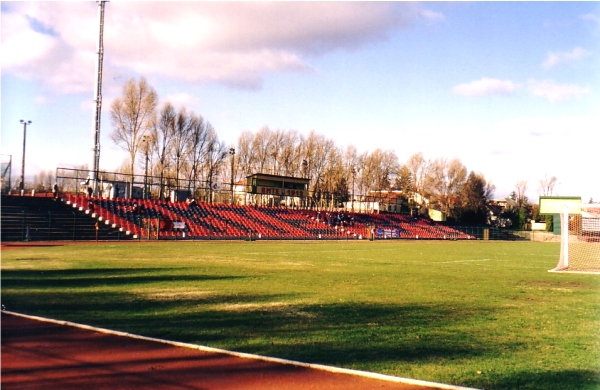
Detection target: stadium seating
<box><xmin>54</xmin><ymin>196</ymin><xmax>472</xmax><ymax>241</ymax></box>
<box><xmin>1</xmin><ymin>195</ymin><xmax>133</xmax><ymax>241</ymax></box>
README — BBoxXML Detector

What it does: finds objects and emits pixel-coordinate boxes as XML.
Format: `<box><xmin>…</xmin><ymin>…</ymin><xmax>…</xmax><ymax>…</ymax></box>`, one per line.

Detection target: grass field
<box><xmin>2</xmin><ymin>240</ymin><xmax>599</xmax><ymax>389</ymax></box>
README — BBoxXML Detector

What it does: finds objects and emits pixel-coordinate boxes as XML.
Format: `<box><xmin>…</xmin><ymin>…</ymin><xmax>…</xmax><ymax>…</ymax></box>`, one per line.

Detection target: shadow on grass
<box><xmin>1</xmin><ymin>269</ymin><xmax>243</xmax><ymax>288</ymax></box>
<box><xmin>3</xmin><ymin>289</ymin><xmax>490</xmax><ymax>364</ymax></box>
<box><xmin>3</xmin><ymin>268</ymin><xmax>596</xmax><ymax>390</ymax></box>
<box><xmin>484</xmin><ymin>369</ymin><xmax>600</xmax><ymax>390</ymax></box>
<box><xmin>3</xmin><ymin>268</ymin><xmax>490</xmax><ymax>362</ymax></box>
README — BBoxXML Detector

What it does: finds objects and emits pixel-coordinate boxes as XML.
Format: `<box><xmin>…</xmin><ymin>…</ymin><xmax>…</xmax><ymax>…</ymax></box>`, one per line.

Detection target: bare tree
<box><xmin>236</xmin><ymin>130</ymin><xmax>256</xmax><ymax>178</ymax></box>
<box><xmin>343</xmin><ymin>145</ymin><xmax>359</xmax><ymax>176</ymax></box>
<box><xmin>427</xmin><ymin>157</ymin><xmax>467</xmax><ymax>215</ymax></box>
<box><xmin>303</xmin><ymin>131</ymin><xmax>335</xmax><ymax>207</ymax></box>
<box><xmin>405</xmin><ymin>152</ymin><xmax>431</xmax><ymax>198</ymax></box>
<box><xmin>110</xmin><ymin>77</ymin><xmax>158</xmax><ymax>177</ymax></box>
<box><xmin>538</xmin><ymin>174</ymin><xmax>558</xmax><ymax>196</ymax></box>
<box><xmin>515</xmin><ymin>180</ymin><xmax>528</xmax><ymax>209</ymax></box>
<box><xmin>171</xmin><ymin>107</ymin><xmax>194</xmax><ymax>189</ymax></box>
<box><xmin>154</xmin><ymin>102</ymin><xmax>177</xmax><ymax>199</ymax></box>
<box><xmin>268</xmin><ymin>128</ymin><xmax>286</xmax><ymax>175</ymax></box>
<box><xmin>33</xmin><ymin>169</ymin><xmax>54</xmax><ymax>192</ymax></box>
<box><xmin>343</xmin><ymin>145</ymin><xmax>359</xmax><ymax>205</ymax></box>
<box><xmin>137</xmin><ymin>129</ymin><xmax>156</xmax><ymax>198</ymax></box>
<box><xmin>321</xmin><ymin>146</ymin><xmax>345</xmax><ymax>207</ymax></box>
<box><xmin>376</xmin><ymin>149</ymin><xmax>399</xmax><ymax>194</ymax></box>
<box><xmin>186</xmin><ymin>115</ymin><xmax>210</xmax><ymax>191</ymax></box>
<box><xmin>251</xmin><ymin>127</ymin><xmax>273</xmax><ymax>174</ymax></box>
<box><xmin>279</xmin><ymin>129</ymin><xmax>301</xmax><ymax>176</ymax></box>
<box><xmin>359</xmin><ymin>149</ymin><xmax>399</xmax><ymax>205</ymax></box>
<box><xmin>204</xmin><ymin>131</ymin><xmax>228</xmax><ymax>203</ymax></box>
<box><xmin>355</xmin><ymin>151</ymin><xmax>370</xmax><ymax>201</ymax></box>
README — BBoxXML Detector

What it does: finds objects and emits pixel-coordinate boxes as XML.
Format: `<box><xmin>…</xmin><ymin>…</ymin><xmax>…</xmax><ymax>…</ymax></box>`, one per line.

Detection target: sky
<box><xmin>2</xmin><ymin>1</ymin><xmax>599</xmax><ymax>203</ymax></box>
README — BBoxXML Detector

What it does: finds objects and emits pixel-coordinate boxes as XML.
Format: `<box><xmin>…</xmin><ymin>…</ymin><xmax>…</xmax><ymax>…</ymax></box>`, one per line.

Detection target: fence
<box><xmin>53</xmin><ymin>167</ymin><xmax>393</xmax><ymax>212</ymax></box>
<box><xmin>451</xmin><ymin>226</ymin><xmax>533</xmax><ymax>241</ymax></box>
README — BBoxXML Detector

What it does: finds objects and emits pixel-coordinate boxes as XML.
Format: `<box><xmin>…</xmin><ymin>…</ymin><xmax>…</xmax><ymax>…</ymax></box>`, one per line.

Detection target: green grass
<box><xmin>2</xmin><ymin>240</ymin><xmax>599</xmax><ymax>389</ymax></box>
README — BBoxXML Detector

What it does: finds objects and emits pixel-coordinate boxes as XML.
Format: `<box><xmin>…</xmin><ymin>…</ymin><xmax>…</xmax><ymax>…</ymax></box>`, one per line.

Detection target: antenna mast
<box><xmin>91</xmin><ymin>1</ymin><xmax>106</xmax><ymax>195</ymax></box>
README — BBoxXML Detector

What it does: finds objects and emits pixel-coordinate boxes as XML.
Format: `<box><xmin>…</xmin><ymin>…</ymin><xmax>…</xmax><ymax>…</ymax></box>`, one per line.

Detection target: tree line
<box><xmin>31</xmin><ymin>77</ymin><xmax>565</xmax><ymax>226</ymax></box>
<box><xmin>103</xmin><ymin>77</ymin><xmax>497</xmax><ymax>223</ymax></box>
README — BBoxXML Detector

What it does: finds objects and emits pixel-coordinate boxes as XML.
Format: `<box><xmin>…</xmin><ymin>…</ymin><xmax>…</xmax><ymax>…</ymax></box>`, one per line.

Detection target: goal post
<box><xmin>542</xmin><ymin>199</ymin><xmax>600</xmax><ymax>272</ymax></box>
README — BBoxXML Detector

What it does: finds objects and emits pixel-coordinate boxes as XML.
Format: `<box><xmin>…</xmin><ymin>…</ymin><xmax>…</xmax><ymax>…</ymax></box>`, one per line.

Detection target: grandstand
<box><xmin>0</xmin><ymin>195</ymin><xmax>133</xmax><ymax>242</ymax></box>
<box><xmin>66</xmin><ymin>194</ymin><xmax>368</xmax><ymax>240</ymax></box>
<box><xmin>1</xmin><ymin>193</ymin><xmax>474</xmax><ymax>242</ymax></box>
<box><xmin>65</xmin><ymin>194</ymin><xmax>474</xmax><ymax>241</ymax></box>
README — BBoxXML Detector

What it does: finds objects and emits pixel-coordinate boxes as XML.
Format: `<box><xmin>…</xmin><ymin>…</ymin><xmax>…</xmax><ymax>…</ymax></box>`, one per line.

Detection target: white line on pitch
<box><xmin>437</xmin><ymin>259</ymin><xmax>491</xmax><ymax>263</ymax></box>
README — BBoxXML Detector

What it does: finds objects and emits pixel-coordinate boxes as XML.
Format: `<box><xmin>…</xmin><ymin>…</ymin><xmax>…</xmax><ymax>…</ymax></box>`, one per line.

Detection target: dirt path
<box><xmin>1</xmin><ymin>312</ymin><xmax>471</xmax><ymax>390</ymax></box>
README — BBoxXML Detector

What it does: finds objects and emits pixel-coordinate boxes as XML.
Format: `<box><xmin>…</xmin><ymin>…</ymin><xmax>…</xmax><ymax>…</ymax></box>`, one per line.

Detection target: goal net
<box><xmin>551</xmin><ymin>204</ymin><xmax>600</xmax><ymax>272</ymax></box>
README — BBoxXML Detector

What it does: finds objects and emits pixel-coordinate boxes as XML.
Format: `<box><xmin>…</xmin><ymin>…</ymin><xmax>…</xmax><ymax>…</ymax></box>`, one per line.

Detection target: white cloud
<box><xmin>542</xmin><ymin>47</ymin><xmax>591</xmax><ymax>69</ymax></box>
<box><xmin>164</xmin><ymin>93</ymin><xmax>201</xmax><ymax>111</ymax></box>
<box><xmin>0</xmin><ymin>11</ymin><xmax>58</xmax><ymax>74</ymax></box>
<box><xmin>2</xmin><ymin>2</ymin><xmax>431</xmax><ymax>93</ymax></box>
<box><xmin>418</xmin><ymin>9</ymin><xmax>445</xmax><ymax>23</ymax></box>
<box><xmin>581</xmin><ymin>13</ymin><xmax>600</xmax><ymax>27</ymax></box>
<box><xmin>1</xmin><ymin>3</ymin><xmax>99</xmax><ymax>94</ymax></box>
<box><xmin>527</xmin><ymin>79</ymin><xmax>591</xmax><ymax>103</ymax></box>
<box><xmin>453</xmin><ymin>77</ymin><xmax>592</xmax><ymax>103</ymax></box>
<box><xmin>453</xmin><ymin>77</ymin><xmax>520</xmax><ymax>97</ymax></box>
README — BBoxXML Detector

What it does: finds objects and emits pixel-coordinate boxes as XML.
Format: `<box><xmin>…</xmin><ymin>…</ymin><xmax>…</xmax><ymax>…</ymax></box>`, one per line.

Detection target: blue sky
<box><xmin>2</xmin><ymin>2</ymin><xmax>599</xmax><ymax>202</ymax></box>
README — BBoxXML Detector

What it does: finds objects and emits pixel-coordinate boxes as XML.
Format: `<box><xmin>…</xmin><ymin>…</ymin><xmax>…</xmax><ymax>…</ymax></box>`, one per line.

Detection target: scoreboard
<box><xmin>246</xmin><ymin>173</ymin><xmax>309</xmax><ymax>198</ymax></box>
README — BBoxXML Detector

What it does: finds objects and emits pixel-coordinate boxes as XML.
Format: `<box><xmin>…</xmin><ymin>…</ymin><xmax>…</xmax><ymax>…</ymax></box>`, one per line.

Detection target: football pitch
<box><xmin>2</xmin><ymin>240</ymin><xmax>599</xmax><ymax>389</ymax></box>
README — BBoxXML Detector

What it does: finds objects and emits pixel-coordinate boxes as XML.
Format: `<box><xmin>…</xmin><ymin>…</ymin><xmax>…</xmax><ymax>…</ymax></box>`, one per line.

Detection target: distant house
<box><xmin>378</xmin><ymin>190</ymin><xmax>404</xmax><ymax>213</ymax></box>
<box><xmin>488</xmin><ymin>197</ymin><xmax>517</xmax><ymax>226</ymax></box>
<box><xmin>344</xmin><ymin>190</ymin><xmax>407</xmax><ymax>214</ymax></box>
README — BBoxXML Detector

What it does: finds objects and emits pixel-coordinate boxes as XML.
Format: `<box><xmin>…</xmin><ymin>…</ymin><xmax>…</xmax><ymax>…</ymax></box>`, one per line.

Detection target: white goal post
<box><xmin>552</xmin><ymin>203</ymin><xmax>600</xmax><ymax>272</ymax></box>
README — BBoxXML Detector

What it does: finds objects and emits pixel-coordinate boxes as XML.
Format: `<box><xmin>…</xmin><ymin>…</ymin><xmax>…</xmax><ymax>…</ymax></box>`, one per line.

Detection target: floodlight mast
<box><xmin>91</xmin><ymin>1</ymin><xmax>106</xmax><ymax>196</ymax></box>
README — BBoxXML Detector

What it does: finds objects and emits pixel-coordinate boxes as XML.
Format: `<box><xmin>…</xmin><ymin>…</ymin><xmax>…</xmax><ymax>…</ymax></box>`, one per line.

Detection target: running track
<box><xmin>1</xmin><ymin>312</ymin><xmax>475</xmax><ymax>390</ymax></box>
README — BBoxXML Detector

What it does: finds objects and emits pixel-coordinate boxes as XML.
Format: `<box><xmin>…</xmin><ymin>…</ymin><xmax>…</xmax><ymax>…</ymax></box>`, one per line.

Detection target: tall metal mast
<box><xmin>91</xmin><ymin>1</ymin><xmax>106</xmax><ymax>195</ymax></box>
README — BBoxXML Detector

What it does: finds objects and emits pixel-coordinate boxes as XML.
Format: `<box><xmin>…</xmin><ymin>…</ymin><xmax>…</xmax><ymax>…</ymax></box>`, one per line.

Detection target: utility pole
<box><xmin>91</xmin><ymin>1</ymin><xmax>106</xmax><ymax>196</ymax></box>
<box><xmin>351</xmin><ymin>166</ymin><xmax>356</xmax><ymax>213</ymax></box>
<box><xmin>143</xmin><ymin>135</ymin><xmax>150</xmax><ymax>199</ymax></box>
<box><xmin>229</xmin><ymin>148</ymin><xmax>235</xmax><ymax>204</ymax></box>
<box><xmin>20</xmin><ymin>120</ymin><xmax>31</xmax><ymax>195</ymax></box>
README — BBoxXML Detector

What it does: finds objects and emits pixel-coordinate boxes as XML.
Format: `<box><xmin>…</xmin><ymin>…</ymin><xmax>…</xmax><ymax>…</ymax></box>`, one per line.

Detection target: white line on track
<box><xmin>4</xmin><ymin>311</ymin><xmax>479</xmax><ymax>390</ymax></box>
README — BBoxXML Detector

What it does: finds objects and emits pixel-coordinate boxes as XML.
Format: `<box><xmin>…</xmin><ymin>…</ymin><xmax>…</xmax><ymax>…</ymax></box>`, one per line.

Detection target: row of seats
<box><xmin>65</xmin><ymin>194</ymin><xmax>143</xmax><ymax>237</ymax></box>
<box><xmin>64</xmin><ymin>195</ymin><xmax>471</xmax><ymax>240</ymax></box>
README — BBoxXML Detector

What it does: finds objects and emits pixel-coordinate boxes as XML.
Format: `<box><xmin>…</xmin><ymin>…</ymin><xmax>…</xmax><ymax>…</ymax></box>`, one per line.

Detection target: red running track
<box><xmin>1</xmin><ymin>312</ymin><xmax>467</xmax><ymax>390</ymax></box>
